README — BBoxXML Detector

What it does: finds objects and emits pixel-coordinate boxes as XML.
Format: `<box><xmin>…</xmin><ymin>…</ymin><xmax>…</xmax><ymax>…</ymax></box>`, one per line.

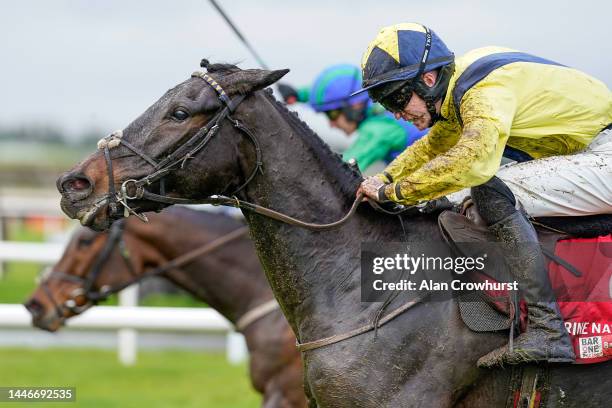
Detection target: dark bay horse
<box><xmin>56</xmin><ymin>63</ymin><xmax>612</xmax><ymax>407</ymax></box>
<box><xmin>25</xmin><ymin>207</ymin><xmax>306</xmax><ymax>408</ymax></box>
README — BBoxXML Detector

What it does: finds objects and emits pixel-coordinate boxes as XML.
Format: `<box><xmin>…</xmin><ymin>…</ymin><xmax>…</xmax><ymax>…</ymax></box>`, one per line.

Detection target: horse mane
<box><xmin>262</xmin><ymin>89</ymin><xmax>363</xmax><ymax>198</ymax></box>
<box><xmin>201</xmin><ymin>59</ymin><xmax>363</xmax><ymax>198</ymax></box>
<box><xmin>200</xmin><ymin>59</ymin><xmax>242</xmax><ymax>74</ymax></box>
<box><xmin>259</xmin><ymin>90</ymin><xmax>442</xmax><ymax>224</ymax></box>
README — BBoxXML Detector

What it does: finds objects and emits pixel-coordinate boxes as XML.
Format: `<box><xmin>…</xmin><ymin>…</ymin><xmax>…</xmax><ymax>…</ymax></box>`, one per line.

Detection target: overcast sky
<box><xmin>0</xmin><ymin>0</ymin><xmax>610</xmax><ymax>144</ymax></box>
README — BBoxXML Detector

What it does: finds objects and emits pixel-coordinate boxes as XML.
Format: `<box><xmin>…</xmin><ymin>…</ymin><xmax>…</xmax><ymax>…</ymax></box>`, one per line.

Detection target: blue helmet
<box><xmin>309</xmin><ymin>64</ymin><xmax>371</xmax><ymax>112</ymax></box>
<box><xmin>359</xmin><ymin>23</ymin><xmax>454</xmax><ymax>94</ymax></box>
<box><xmin>356</xmin><ymin>23</ymin><xmax>455</xmax><ymax>124</ymax></box>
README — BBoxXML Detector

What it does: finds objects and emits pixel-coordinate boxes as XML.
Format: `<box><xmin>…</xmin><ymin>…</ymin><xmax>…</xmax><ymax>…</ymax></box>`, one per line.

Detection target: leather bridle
<box><xmin>93</xmin><ymin>69</ymin><xmax>370</xmax><ymax>230</ymax></box>
<box><xmin>96</xmin><ymin>70</ymin><xmax>262</xmax><ymax>222</ymax></box>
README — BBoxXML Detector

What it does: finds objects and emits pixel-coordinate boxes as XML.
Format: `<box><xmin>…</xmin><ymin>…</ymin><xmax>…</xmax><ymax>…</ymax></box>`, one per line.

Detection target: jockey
<box><xmin>278</xmin><ymin>64</ymin><xmax>427</xmax><ymax>171</ymax></box>
<box><xmin>356</xmin><ymin>23</ymin><xmax>612</xmax><ymax>367</ymax></box>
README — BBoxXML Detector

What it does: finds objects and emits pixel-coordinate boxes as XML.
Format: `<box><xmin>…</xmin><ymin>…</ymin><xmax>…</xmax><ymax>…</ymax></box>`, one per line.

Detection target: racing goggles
<box><xmin>379</xmin><ymin>85</ymin><xmax>414</xmax><ymax>114</ymax></box>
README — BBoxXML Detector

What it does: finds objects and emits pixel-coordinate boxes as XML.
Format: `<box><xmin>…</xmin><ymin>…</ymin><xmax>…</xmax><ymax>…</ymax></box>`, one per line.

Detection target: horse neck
<box><xmin>235</xmin><ymin>92</ymin><xmax>423</xmax><ymax>339</ymax></box>
<box><xmin>130</xmin><ymin>211</ymin><xmax>273</xmax><ymax>324</ymax></box>
<box><xmin>238</xmin><ymin>91</ymin><xmax>362</xmax><ymax>218</ymax></box>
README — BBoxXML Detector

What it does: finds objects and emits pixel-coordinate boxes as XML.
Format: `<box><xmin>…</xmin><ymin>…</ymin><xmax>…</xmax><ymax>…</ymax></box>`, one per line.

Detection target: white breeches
<box><xmin>448</xmin><ymin>128</ymin><xmax>612</xmax><ymax>217</ymax></box>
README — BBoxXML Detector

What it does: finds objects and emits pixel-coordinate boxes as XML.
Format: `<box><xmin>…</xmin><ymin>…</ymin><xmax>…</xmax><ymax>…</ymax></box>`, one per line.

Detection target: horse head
<box><xmin>57</xmin><ymin>62</ymin><xmax>288</xmax><ymax>231</ymax></box>
<box><xmin>24</xmin><ymin>218</ymin><xmax>166</xmax><ymax>331</ymax></box>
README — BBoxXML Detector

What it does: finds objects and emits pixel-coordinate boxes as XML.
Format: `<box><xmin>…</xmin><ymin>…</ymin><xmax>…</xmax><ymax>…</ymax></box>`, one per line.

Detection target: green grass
<box><xmin>0</xmin><ymin>348</ymin><xmax>260</xmax><ymax>407</ymax></box>
<box><xmin>0</xmin><ymin>263</ymin><xmax>41</xmax><ymax>304</ymax></box>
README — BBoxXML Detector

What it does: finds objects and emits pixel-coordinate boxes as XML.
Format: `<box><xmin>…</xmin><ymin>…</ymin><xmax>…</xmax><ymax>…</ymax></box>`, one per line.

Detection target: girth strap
<box><xmin>296</xmin><ymin>294</ymin><xmax>427</xmax><ymax>352</ymax></box>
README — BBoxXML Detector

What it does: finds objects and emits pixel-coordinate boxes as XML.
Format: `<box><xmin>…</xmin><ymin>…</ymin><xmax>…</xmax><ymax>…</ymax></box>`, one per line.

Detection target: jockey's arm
<box><xmin>378</xmin><ymin>85</ymin><xmax>516</xmax><ymax>205</ymax></box>
<box><xmin>377</xmin><ymin>123</ymin><xmax>454</xmax><ymax>184</ymax></box>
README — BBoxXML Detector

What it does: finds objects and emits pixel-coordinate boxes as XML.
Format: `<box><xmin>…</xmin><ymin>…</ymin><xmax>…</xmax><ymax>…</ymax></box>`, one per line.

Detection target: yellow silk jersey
<box><xmin>379</xmin><ymin>46</ymin><xmax>612</xmax><ymax>205</ymax></box>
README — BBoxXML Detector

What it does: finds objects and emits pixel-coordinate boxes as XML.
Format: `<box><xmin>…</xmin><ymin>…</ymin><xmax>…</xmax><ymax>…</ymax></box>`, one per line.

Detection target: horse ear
<box><xmin>227</xmin><ymin>68</ymin><xmax>290</xmax><ymax>95</ymax></box>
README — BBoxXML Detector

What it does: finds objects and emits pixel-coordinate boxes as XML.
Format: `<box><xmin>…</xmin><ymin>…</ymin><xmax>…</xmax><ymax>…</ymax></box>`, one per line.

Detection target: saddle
<box><xmin>437</xmin><ymin>205</ymin><xmax>612</xmax><ymax>364</ymax></box>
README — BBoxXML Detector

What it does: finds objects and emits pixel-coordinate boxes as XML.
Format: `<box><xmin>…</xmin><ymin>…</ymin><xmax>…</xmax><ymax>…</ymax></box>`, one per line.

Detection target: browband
<box><xmin>192</xmin><ymin>71</ymin><xmax>236</xmax><ymax>112</ymax></box>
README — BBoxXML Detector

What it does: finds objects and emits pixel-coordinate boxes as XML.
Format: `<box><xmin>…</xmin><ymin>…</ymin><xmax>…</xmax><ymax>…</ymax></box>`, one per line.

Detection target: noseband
<box><xmin>97</xmin><ymin>70</ymin><xmax>262</xmax><ymax>221</ymax></box>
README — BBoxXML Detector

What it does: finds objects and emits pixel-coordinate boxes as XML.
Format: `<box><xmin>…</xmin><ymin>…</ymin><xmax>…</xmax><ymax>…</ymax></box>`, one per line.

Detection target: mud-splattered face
<box><xmin>393</xmin><ymin>71</ymin><xmax>439</xmax><ymax>131</ymax></box>
<box><xmin>394</xmin><ymin>92</ymin><xmax>432</xmax><ymax>131</ymax></box>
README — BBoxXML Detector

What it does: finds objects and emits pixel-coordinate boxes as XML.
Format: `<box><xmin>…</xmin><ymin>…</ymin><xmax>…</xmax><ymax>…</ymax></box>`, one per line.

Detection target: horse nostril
<box><xmin>60</xmin><ymin>175</ymin><xmax>92</xmax><ymax>194</ymax></box>
<box><xmin>24</xmin><ymin>299</ymin><xmax>45</xmax><ymax>319</ymax></box>
<box><xmin>66</xmin><ymin>178</ymin><xmax>89</xmax><ymax>191</ymax></box>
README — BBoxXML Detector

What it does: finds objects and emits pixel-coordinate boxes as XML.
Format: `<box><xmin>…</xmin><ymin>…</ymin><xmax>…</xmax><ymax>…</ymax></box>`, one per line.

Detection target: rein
<box><xmin>101</xmin><ymin>225</ymin><xmax>250</xmax><ymax>296</ymax></box>
<box><xmin>136</xmin><ymin>191</ymin><xmax>365</xmax><ymax>231</ymax></box>
<box><xmin>40</xmin><ymin>219</ymin><xmax>134</xmax><ymax>317</ymax></box>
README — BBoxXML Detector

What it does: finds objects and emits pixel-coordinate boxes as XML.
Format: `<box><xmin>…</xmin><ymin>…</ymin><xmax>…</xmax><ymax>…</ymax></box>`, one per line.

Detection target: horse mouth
<box><xmin>61</xmin><ymin>195</ymin><xmax>112</xmax><ymax>230</ymax></box>
<box><xmin>62</xmin><ymin>193</ymin><xmax>162</xmax><ymax>231</ymax></box>
<box><xmin>76</xmin><ymin>206</ymin><xmax>101</xmax><ymax>227</ymax></box>
<box><xmin>31</xmin><ymin>316</ymin><xmax>63</xmax><ymax>332</ymax></box>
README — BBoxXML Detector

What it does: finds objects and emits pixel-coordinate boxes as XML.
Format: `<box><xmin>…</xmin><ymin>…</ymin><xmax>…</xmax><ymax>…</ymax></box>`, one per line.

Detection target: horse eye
<box><xmin>172</xmin><ymin>109</ymin><xmax>189</xmax><ymax>121</ymax></box>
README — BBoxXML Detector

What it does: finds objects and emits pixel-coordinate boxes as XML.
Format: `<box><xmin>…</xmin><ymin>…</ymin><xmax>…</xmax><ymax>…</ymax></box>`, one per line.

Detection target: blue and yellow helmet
<box><xmin>309</xmin><ymin>64</ymin><xmax>370</xmax><ymax>112</ymax></box>
<box><xmin>358</xmin><ymin>23</ymin><xmax>454</xmax><ymax>95</ymax></box>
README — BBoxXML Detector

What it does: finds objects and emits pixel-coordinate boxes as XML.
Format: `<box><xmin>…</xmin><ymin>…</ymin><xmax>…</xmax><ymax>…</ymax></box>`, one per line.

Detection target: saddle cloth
<box><xmin>438</xmin><ymin>210</ymin><xmax>612</xmax><ymax>364</ymax></box>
